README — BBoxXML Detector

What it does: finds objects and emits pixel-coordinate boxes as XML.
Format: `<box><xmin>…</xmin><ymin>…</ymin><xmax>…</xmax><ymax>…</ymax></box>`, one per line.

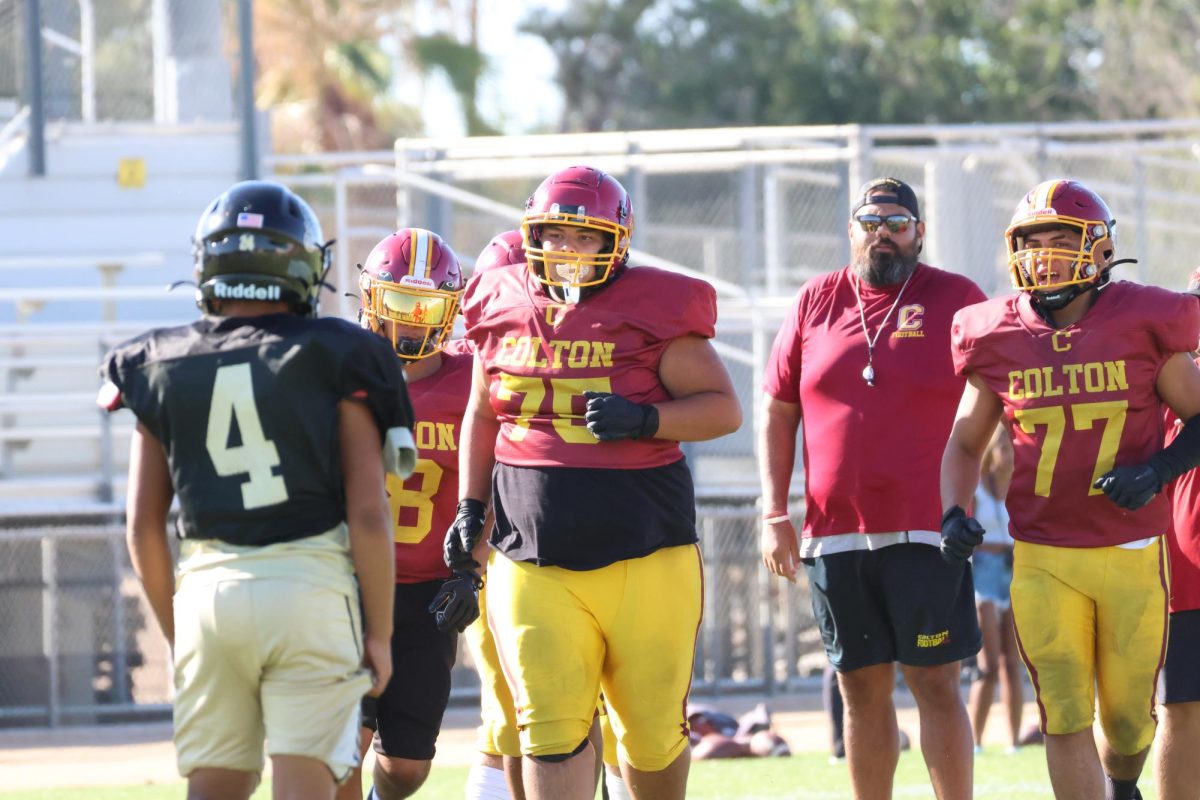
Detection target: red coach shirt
<box><xmin>953</xmin><ymin>282</ymin><xmax>1199</xmax><ymax>548</ymax></box>
<box><xmin>463</xmin><ymin>264</ymin><xmax>717</xmax><ymax>469</ymax></box>
<box><xmin>1165</xmin><ymin>357</ymin><xmax>1200</xmax><ymax>612</ymax></box>
<box><xmin>764</xmin><ymin>263</ymin><xmax>985</xmax><ymax>540</ymax></box>
<box><xmin>389</xmin><ymin>339</ymin><xmax>473</xmax><ymax>583</ymax></box>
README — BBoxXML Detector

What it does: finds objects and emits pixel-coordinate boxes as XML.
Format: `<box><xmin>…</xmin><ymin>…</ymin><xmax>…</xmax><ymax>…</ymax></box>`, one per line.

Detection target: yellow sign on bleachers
<box><xmin>117</xmin><ymin>157</ymin><xmax>146</xmax><ymax>189</ymax></box>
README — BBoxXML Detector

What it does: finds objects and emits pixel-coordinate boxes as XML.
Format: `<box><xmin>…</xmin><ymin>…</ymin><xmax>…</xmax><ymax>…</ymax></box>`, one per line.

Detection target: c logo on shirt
<box><xmin>891</xmin><ymin>304</ymin><xmax>926</xmax><ymax>339</ymax></box>
<box><xmin>1052</xmin><ymin>331</ymin><xmax>1073</xmax><ymax>353</ymax></box>
<box><xmin>897</xmin><ymin>304</ymin><xmax>924</xmax><ymax>330</ymax></box>
<box><xmin>546</xmin><ymin>304</ymin><xmax>568</xmax><ymax>327</ymax></box>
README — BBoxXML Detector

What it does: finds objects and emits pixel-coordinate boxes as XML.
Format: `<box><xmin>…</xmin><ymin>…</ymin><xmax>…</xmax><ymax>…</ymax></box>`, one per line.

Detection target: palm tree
<box><xmin>253</xmin><ymin>0</ymin><xmax>495</xmax><ymax>152</ymax></box>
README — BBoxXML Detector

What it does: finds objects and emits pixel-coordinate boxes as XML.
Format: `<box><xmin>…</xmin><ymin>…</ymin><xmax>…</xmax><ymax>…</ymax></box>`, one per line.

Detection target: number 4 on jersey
<box><xmin>205</xmin><ymin>363</ymin><xmax>289</xmax><ymax>510</ymax></box>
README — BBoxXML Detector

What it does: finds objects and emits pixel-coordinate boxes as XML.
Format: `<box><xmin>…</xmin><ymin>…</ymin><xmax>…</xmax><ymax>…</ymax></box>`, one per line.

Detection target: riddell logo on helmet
<box><xmin>214</xmin><ymin>283</ymin><xmax>282</xmax><ymax>301</ymax></box>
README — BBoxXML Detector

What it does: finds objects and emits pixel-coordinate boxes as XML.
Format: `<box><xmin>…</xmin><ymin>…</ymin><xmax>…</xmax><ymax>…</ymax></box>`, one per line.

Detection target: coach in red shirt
<box><xmin>760</xmin><ymin>177</ymin><xmax>985</xmax><ymax>800</ymax></box>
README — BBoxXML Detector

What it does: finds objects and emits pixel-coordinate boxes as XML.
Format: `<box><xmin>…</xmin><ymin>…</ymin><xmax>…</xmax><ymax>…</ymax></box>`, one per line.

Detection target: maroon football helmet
<box><xmin>521</xmin><ymin>166</ymin><xmax>634</xmax><ymax>290</ymax></box>
<box><xmin>1006</xmin><ymin>179</ymin><xmax>1117</xmax><ymax>294</ymax></box>
<box><xmin>359</xmin><ymin>228</ymin><xmax>463</xmax><ymax>360</ymax></box>
<box><xmin>475</xmin><ymin>229</ymin><xmax>526</xmax><ymax>273</ymax></box>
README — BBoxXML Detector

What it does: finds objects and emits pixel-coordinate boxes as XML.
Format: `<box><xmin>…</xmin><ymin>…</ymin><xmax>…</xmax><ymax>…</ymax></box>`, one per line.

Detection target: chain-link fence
<box><xmin>0</xmin><ymin>522</ymin><xmax>171</xmax><ymax>726</ymax></box>
<box><xmin>0</xmin><ymin>504</ymin><xmax>819</xmax><ymax>725</ymax></box>
<box><xmin>0</xmin><ymin>0</ymin><xmax>238</xmax><ymax>125</ymax></box>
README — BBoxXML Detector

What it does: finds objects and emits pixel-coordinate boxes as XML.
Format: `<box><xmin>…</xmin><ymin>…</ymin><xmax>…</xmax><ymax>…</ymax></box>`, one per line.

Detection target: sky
<box><xmin>408</xmin><ymin>1</ymin><xmax>565</xmax><ymax>139</ymax></box>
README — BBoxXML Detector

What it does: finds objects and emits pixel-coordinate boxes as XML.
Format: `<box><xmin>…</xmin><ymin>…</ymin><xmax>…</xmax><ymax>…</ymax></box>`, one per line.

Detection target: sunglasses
<box><xmin>854</xmin><ymin>214</ymin><xmax>915</xmax><ymax>234</ymax></box>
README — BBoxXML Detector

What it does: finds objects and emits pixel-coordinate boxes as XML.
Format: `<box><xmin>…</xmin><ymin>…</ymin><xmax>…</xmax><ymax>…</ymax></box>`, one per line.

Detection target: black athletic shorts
<box><xmin>1161</xmin><ymin>608</ymin><xmax>1200</xmax><ymax>704</ymax></box>
<box><xmin>365</xmin><ymin>579</ymin><xmax>459</xmax><ymax>760</ymax></box>
<box><xmin>803</xmin><ymin>542</ymin><xmax>981</xmax><ymax>672</ymax></box>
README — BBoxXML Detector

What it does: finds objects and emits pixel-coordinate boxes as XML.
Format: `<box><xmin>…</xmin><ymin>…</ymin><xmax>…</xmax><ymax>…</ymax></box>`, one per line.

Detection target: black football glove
<box><xmin>428</xmin><ymin>571</ymin><xmax>483</xmax><ymax>633</ymax></box>
<box><xmin>940</xmin><ymin>505</ymin><xmax>985</xmax><ymax>565</ymax></box>
<box><xmin>1093</xmin><ymin>463</ymin><xmax>1166</xmax><ymax>511</ymax></box>
<box><xmin>443</xmin><ymin>498</ymin><xmax>487</xmax><ymax>571</ymax></box>
<box><xmin>582</xmin><ymin>391</ymin><xmax>660</xmax><ymax>441</ymax></box>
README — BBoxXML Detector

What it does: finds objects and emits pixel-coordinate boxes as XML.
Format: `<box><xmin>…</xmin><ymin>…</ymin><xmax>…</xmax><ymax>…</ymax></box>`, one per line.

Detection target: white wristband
<box><xmin>762</xmin><ymin>514</ymin><xmax>791</xmax><ymax>525</ymax></box>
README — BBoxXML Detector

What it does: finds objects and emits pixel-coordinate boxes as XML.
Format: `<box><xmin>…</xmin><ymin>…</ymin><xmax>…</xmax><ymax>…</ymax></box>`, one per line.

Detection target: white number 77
<box><xmin>205</xmin><ymin>363</ymin><xmax>289</xmax><ymax>510</ymax></box>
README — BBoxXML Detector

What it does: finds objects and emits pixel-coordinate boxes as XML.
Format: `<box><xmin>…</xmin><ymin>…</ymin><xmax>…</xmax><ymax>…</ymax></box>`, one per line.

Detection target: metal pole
<box><xmin>763</xmin><ymin>167</ymin><xmax>782</xmax><ymax>294</ymax></box>
<box><xmin>109</xmin><ymin>538</ymin><xmax>129</xmax><ymax>704</ymax></box>
<box><xmin>42</xmin><ymin>536</ymin><xmax>59</xmax><ymax>726</ymax></box>
<box><xmin>738</xmin><ymin>161</ymin><xmax>759</xmax><ymax>288</ymax></box>
<box><xmin>1132</xmin><ymin>158</ymin><xmax>1148</xmax><ymax>284</ymax></box>
<box><xmin>334</xmin><ymin>171</ymin><xmax>350</xmax><ymax>320</ymax></box>
<box><xmin>237</xmin><ymin>0</ymin><xmax>257</xmax><ymax>180</ymax></box>
<box><xmin>151</xmin><ymin>0</ymin><xmax>168</xmax><ymax>122</ymax></box>
<box><xmin>79</xmin><ymin>0</ymin><xmax>95</xmax><ymax>123</ymax></box>
<box><xmin>23</xmin><ymin>0</ymin><xmax>46</xmax><ymax>176</ymax></box>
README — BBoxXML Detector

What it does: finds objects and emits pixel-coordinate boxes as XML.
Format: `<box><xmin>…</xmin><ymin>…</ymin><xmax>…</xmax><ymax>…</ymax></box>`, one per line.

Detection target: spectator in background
<box><xmin>687</xmin><ymin>703</ymin><xmax>791</xmax><ymax>760</ymax></box>
<box><xmin>967</xmin><ymin>425</ymin><xmax>1023</xmax><ymax>755</ymax></box>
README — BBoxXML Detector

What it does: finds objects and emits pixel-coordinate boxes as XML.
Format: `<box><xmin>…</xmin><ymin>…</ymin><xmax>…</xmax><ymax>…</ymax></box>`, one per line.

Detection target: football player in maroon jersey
<box><xmin>943</xmin><ymin>180</ymin><xmax>1200</xmax><ymax>800</ymax></box>
<box><xmin>445</xmin><ymin>166</ymin><xmax>741</xmax><ymax>800</ymax></box>
<box><xmin>336</xmin><ymin>228</ymin><xmax>482</xmax><ymax>800</ymax></box>
<box><xmin>1154</xmin><ymin>267</ymin><xmax>1200</xmax><ymax>800</ymax></box>
<box><xmin>761</xmin><ymin>177</ymin><xmax>985</xmax><ymax>800</ymax></box>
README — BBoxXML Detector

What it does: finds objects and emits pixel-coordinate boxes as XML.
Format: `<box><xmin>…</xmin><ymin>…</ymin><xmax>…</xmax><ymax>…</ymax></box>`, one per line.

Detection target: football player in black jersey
<box><xmin>100</xmin><ymin>180</ymin><xmax>416</xmax><ymax>800</ymax></box>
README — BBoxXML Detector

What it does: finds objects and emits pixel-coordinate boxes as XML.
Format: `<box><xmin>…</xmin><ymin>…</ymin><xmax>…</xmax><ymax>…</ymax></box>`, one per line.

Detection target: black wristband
<box><xmin>454</xmin><ymin>569</ymin><xmax>484</xmax><ymax>590</ymax></box>
<box><xmin>457</xmin><ymin>498</ymin><xmax>487</xmax><ymax>518</ymax></box>
<box><xmin>941</xmin><ymin>505</ymin><xmax>967</xmax><ymax>527</ymax></box>
<box><xmin>638</xmin><ymin>404</ymin><xmax>660</xmax><ymax>439</ymax></box>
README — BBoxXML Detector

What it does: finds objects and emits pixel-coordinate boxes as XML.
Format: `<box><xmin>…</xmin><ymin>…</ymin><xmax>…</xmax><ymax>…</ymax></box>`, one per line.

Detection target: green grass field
<box><xmin>0</xmin><ymin>745</ymin><xmax>1163</xmax><ymax>799</ymax></box>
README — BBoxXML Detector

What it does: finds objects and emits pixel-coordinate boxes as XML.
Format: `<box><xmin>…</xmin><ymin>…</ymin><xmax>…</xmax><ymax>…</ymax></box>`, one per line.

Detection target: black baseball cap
<box><xmin>852</xmin><ymin>177</ymin><xmax>920</xmax><ymax>220</ymax></box>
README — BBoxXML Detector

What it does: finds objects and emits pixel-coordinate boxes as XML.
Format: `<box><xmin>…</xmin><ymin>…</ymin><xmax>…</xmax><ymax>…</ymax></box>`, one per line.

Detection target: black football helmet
<box><xmin>193</xmin><ymin>180</ymin><xmax>330</xmax><ymax>317</ymax></box>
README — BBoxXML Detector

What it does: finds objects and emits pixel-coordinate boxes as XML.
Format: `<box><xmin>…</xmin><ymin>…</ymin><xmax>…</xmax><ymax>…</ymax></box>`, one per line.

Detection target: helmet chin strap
<box><xmin>544</xmin><ymin>283</ymin><xmax>582</xmax><ymax>304</ymax></box>
<box><xmin>1031</xmin><ymin>269</ymin><xmax>1114</xmax><ymax>319</ymax></box>
<box><xmin>1032</xmin><ymin>284</ymin><xmax>1089</xmax><ymax>313</ymax></box>
<box><xmin>395</xmin><ymin>337</ymin><xmax>429</xmax><ymax>358</ymax></box>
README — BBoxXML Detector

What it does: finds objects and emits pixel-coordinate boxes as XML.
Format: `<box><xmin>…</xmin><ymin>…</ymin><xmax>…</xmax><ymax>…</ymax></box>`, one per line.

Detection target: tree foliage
<box><xmin>254</xmin><ymin>0</ymin><xmax>496</xmax><ymax>149</ymax></box>
<box><xmin>521</xmin><ymin>0</ymin><xmax>1200</xmax><ymax>131</ymax></box>
<box><xmin>254</xmin><ymin>0</ymin><xmax>418</xmax><ymax>152</ymax></box>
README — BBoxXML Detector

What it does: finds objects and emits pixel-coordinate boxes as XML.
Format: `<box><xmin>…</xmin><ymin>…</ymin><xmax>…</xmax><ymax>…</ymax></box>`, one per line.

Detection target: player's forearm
<box><xmin>758</xmin><ymin>399</ymin><xmax>800</xmax><ymax>514</ymax></box>
<box><xmin>941</xmin><ymin>377</ymin><xmax>1002</xmax><ymax>512</ymax></box>
<box><xmin>653</xmin><ymin>389</ymin><xmax>743</xmax><ymax>442</ymax></box>
<box><xmin>126</xmin><ymin>525</ymin><xmax>176</xmax><ymax>645</ymax></box>
<box><xmin>348</xmin><ymin>515</ymin><xmax>395</xmax><ymax>642</ymax></box>
<box><xmin>459</xmin><ymin>410</ymin><xmax>500</xmax><ymax>503</ymax></box>
<box><xmin>940</xmin><ymin>437</ymin><xmax>983</xmax><ymax>512</ymax></box>
<box><xmin>125</xmin><ymin>424</ymin><xmax>176</xmax><ymax>644</ymax></box>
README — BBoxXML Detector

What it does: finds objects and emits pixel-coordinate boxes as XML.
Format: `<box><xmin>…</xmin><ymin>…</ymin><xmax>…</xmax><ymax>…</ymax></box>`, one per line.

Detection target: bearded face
<box><xmin>848</xmin><ymin>200</ymin><xmax>924</xmax><ymax>287</ymax></box>
<box><xmin>851</xmin><ymin>225</ymin><xmax>922</xmax><ymax>286</ymax></box>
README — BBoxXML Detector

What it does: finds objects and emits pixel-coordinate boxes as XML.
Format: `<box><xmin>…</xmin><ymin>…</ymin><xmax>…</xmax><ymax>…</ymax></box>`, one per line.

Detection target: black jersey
<box><xmin>102</xmin><ymin>313</ymin><xmax>412</xmax><ymax>547</ymax></box>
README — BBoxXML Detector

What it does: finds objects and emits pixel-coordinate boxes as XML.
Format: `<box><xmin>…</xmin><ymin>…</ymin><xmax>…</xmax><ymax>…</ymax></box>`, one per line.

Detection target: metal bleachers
<box><xmin>0</xmin><ymin>255</ymin><xmax>192</xmax><ymax>519</ymax></box>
